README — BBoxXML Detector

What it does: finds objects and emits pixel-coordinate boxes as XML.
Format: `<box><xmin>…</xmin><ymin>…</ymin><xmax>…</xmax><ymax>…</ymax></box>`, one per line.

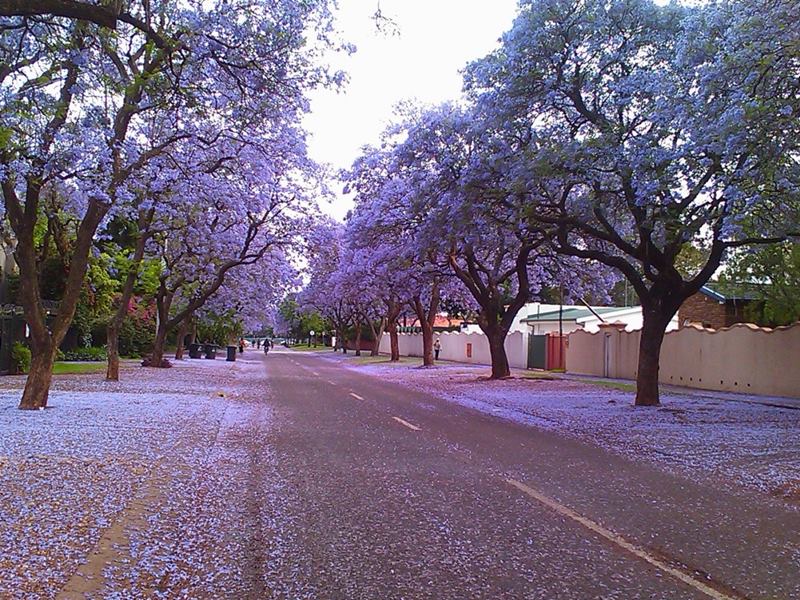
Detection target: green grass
<box><xmin>577</xmin><ymin>378</ymin><xmax>636</xmax><ymax>392</ymax></box>
<box><xmin>52</xmin><ymin>361</ymin><xmax>107</xmax><ymax>375</ymax></box>
<box><xmin>521</xmin><ymin>370</ymin><xmax>560</xmax><ymax>380</ymax></box>
<box><xmin>353</xmin><ymin>355</ymin><xmax>416</xmax><ymax>365</ymax></box>
<box><xmin>288</xmin><ymin>344</ymin><xmax>328</xmax><ymax>352</ymax></box>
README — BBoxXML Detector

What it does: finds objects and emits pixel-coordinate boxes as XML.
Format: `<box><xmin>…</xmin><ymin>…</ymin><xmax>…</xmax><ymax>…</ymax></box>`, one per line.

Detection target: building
<box><xmin>678</xmin><ymin>284</ymin><xmax>760</xmax><ymax>329</ymax></box>
<box><xmin>521</xmin><ymin>305</ymin><xmax>680</xmax><ymax>334</ymax></box>
<box><xmin>459</xmin><ymin>302</ymin><xmax>588</xmax><ymax>335</ymax></box>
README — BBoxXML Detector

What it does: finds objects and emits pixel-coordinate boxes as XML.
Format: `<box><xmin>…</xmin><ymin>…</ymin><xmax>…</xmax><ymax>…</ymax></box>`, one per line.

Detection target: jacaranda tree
<box><xmin>1</xmin><ymin>0</ymin><xmax>342</xmax><ymax>408</ymax></box>
<box><xmin>466</xmin><ymin>0</ymin><xmax>800</xmax><ymax>404</ymax></box>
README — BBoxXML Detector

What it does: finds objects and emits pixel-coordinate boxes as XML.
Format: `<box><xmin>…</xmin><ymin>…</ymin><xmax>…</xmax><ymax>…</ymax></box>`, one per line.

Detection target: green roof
<box><xmin>521</xmin><ymin>307</ymin><xmax>621</xmax><ymax>323</ymax></box>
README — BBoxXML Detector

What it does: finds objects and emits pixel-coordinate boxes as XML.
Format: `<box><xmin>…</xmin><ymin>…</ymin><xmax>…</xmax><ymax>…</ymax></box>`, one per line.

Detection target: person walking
<box><xmin>238</xmin><ymin>337</ymin><xmax>245</xmax><ymax>354</ymax></box>
<box><xmin>434</xmin><ymin>338</ymin><xmax>441</xmax><ymax>361</ymax></box>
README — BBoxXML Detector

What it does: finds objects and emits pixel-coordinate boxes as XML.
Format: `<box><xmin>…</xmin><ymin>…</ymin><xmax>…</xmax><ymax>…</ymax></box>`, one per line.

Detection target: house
<box><xmin>521</xmin><ymin>305</ymin><xmax>680</xmax><ymax>334</ymax></box>
<box><xmin>678</xmin><ymin>283</ymin><xmax>760</xmax><ymax>329</ymax></box>
<box><xmin>403</xmin><ymin>313</ymin><xmax>463</xmax><ymax>333</ymax></box>
<box><xmin>460</xmin><ymin>302</ymin><xmax>588</xmax><ymax>335</ymax></box>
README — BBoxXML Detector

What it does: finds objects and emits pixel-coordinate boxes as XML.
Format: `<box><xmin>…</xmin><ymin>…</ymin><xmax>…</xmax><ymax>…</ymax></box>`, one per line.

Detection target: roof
<box><xmin>700</xmin><ymin>283</ymin><xmax>763</xmax><ymax>302</ymax></box>
<box><xmin>409</xmin><ymin>315</ymin><xmax>463</xmax><ymax>328</ymax></box>
<box><xmin>521</xmin><ymin>307</ymin><xmax>621</xmax><ymax>323</ymax></box>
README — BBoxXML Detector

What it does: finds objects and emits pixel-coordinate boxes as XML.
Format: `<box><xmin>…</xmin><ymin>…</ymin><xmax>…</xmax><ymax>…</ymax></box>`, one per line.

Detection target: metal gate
<box><xmin>527</xmin><ymin>334</ymin><xmax>547</xmax><ymax>369</ymax></box>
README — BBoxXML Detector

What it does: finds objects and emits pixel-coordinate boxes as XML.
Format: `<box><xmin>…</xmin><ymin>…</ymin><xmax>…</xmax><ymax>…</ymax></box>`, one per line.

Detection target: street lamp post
<box><xmin>309</xmin><ymin>329</ymin><xmax>315</xmax><ymax>348</ymax></box>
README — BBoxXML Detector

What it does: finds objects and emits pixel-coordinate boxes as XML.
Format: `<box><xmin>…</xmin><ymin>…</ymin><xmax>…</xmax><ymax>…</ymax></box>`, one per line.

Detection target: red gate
<box><xmin>545</xmin><ymin>334</ymin><xmax>566</xmax><ymax>371</ymax></box>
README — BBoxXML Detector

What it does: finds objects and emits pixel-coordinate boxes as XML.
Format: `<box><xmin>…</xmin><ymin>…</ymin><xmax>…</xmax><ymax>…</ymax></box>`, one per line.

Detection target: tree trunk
<box><xmin>147</xmin><ymin>283</ymin><xmax>174</xmax><ymax>368</ymax></box>
<box><xmin>13</xmin><ymin>201</ymin><xmax>107</xmax><ymax>408</ymax></box>
<box><xmin>106</xmin><ymin>216</ymin><xmax>150</xmax><ymax>380</ymax></box>
<box><xmin>174</xmin><ymin>315</ymin><xmax>192</xmax><ymax>360</ymax></box>
<box><xmin>18</xmin><ymin>344</ymin><xmax>57</xmax><ymax>410</ymax></box>
<box><xmin>412</xmin><ymin>285</ymin><xmax>440</xmax><ymax>367</ymax></box>
<box><xmin>106</xmin><ymin>323</ymin><xmax>121</xmax><ymax>381</ymax></box>
<box><xmin>369</xmin><ymin>317</ymin><xmax>385</xmax><ymax>357</ymax></box>
<box><xmin>635</xmin><ymin>307</ymin><xmax>671</xmax><ymax>407</ymax></box>
<box><xmin>386</xmin><ymin>301</ymin><xmax>401</xmax><ymax>362</ymax></box>
<box><xmin>354</xmin><ymin>321</ymin><xmax>362</xmax><ymax>356</ymax></box>
<box><xmin>485</xmin><ymin>326</ymin><xmax>511</xmax><ymax>379</ymax></box>
<box><xmin>420</xmin><ymin>321</ymin><xmax>434</xmax><ymax>366</ymax></box>
<box><xmin>389</xmin><ymin>323</ymin><xmax>400</xmax><ymax>362</ymax></box>
<box><xmin>150</xmin><ymin>325</ymin><xmax>168</xmax><ymax>367</ymax></box>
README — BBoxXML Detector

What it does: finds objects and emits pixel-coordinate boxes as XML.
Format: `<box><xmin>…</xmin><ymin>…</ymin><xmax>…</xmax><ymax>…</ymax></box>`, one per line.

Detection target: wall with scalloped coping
<box><xmin>566</xmin><ymin>322</ymin><xmax>800</xmax><ymax>398</ymax></box>
<box><xmin>378</xmin><ymin>331</ymin><xmax>528</xmax><ymax>369</ymax></box>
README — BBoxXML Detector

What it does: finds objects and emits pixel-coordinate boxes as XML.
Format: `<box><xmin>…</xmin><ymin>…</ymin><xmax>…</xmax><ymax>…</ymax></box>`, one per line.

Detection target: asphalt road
<box><xmin>257</xmin><ymin>349</ymin><xmax>800</xmax><ymax>600</ymax></box>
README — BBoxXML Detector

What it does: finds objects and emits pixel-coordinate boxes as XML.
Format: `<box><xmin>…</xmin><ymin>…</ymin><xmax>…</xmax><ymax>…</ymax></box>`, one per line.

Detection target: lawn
<box><xmin>521</xmin><ymin>370</ymin><xmax>559</xmax><ymax>381</ymax></box>
<box><xmin>288</xmin><ymin>344</ymin><xmax>329</xmax><ymax>352</ymax></box>
<box><xmin>577</xmin><ymin>378</ymin><xmax>636</xmax><ymax>392</ymax></box>
<box><xmin>353</xmin><ymin>354</ymin><xmax>417</xmax><ymax>365</ymax></box>
<box><xmin>52</xmin><ymin>362</ymin><xmax>107</xmax><ymax>375</ymax></box>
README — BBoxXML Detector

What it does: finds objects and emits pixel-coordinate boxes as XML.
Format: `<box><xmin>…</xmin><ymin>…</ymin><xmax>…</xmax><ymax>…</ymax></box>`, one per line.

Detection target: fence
<box><xmin>378</xmin><ymin>331</ymin><xmax>528</xmax><ymax>369</ymax></box>
<box><xmin>566</xmin><ymin>322</ymin><xmax>800</xmax><ymax>398</ymax></box>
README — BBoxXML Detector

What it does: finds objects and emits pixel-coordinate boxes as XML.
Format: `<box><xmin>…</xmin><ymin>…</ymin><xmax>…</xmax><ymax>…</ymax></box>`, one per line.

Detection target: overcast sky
<box><xmin>303</xmin><ymin>0</ymin><xmax>520</xmax><ymax>220</ymax></box>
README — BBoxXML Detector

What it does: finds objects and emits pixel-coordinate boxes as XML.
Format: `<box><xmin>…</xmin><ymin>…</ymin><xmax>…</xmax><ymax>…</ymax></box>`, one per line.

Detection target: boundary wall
<box><xmin>566</xmin><ymin>322</ymin><xmax>800</xmax><ymax>398</ymax></box>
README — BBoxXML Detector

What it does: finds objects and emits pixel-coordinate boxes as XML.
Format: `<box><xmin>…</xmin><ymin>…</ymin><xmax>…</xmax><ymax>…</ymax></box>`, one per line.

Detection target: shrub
<box><xmin>11</xmin><ymin>342</ymin><xmax>31</xmax><ymax>374</ymax></box>
<box><xmin>61</xmin><ymin>346</ymin><xmax>107</xmax><ymax>362</ymax></box>
<box><xmin>118</xmin><ymin>314</ymin><xmax>155</xmax><ymax>358</ymax></box>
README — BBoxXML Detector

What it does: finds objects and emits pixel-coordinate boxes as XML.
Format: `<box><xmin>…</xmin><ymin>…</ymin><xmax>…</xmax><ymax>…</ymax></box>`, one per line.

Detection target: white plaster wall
<box><xmin>379</xmin><ymin>331</ymin><xmax>528</xmax><ymax>369</ymax></box>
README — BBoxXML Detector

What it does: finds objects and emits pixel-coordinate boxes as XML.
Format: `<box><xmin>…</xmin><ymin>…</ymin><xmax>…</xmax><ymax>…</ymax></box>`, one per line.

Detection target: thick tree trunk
<box><xmin>19</xmin><ymin>344</ymin><xmax>57</xmax><ymax>410</ymax></box>
<box><xmin>106</xmin><ymin>324</ymin><xmax>121</xmax><ymax>381</ymax></box>
<box><xmin>389</xmin><ymin>325</ymin><xmax>400</xmax><ymax>361</ymax></box>
<box><xmin>14</xmin><ymin>201</ymin><xmax>107</xmax><ymax>408</ymax></box>
<box><xmin>147</xmin><ymin>284</ymin><xmax>174</xmax><ymax>368</ymax></box>
<box><xmin>149</xmin><ymin>325</ymin><xmax>168</xmax><ymax>367</ymax></box>
<box><xmin>635</xmin><ymin>307</ymin><xmax>671</xmax><ymax>407</ymax></box>
<box><xmin>386</xmin><ymin>301</ymin><xmax>401</xmax><ymax>362</ymax></box>
<box><xmin>485</xmin><ymin>326</ymin><xmax>511</xmax><ymax>379</ymax></box>
<box><xmin>412</xmin><ymin>286</ymin><xmax>440</xmax><ymax>367</ymax></box>
<box><xmin>174</xmin><ymin>315</ymin><xmax>192</xmax><ymax>360</ymax></box>
<box><xmin>420</xmin><ymin>322</ymin><xmax>434</xmax><ymax>366</ymax></box>
<box><xmin>369</xmin><ymin>317</ymin><xmax>386</xmax><ymax>357</ymax></box>
<box><xmin>354</xmin><ymin>321</ymin><xmax>362</xmax><ymax>356</ymax></box>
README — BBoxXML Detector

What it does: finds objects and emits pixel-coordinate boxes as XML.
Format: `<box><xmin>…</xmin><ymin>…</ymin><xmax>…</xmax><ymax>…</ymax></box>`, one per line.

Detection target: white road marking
<box><xmin>349</xmin><ymin>392</ymin><xmax>364</xmax><ymax>401</ymax></box>
<box><xmin>311</xmin><ymin>371</ymin><xmax>319</xmax><ymax>376</ymax></box>
<box><xmin>505</xmin><ymin>479</ymin><xmax>737</xmax><ymax>600</ymax></box>
<box><xmin>328</xmin><ymin>380</ymin><xmax>337</xmax><ymax>386</ymax></box>
<box><xmin>392</xmin><ymin>417</ymin><xmax>421</xmax><ymax>431</ymax></box>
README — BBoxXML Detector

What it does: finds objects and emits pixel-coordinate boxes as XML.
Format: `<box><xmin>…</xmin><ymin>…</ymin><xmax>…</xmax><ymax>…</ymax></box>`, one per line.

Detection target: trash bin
<box><xmin>203</xmin><ymin>343</ymin><xmax>216</xmax><ymax>359</ymax></box>
<box><xmin>226</xmin><ymin>345</ymin><xmax>237</xmax><ymax>362</ymax></box>
<box><xmin>188</xmin><ymin>343</ymin><xmax>202</xmax><ymax>359</ymax></box>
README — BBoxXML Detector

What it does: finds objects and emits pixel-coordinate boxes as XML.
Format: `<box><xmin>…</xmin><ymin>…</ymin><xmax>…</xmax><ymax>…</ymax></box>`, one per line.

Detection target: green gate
<box><xmin>527</xmin><ymin>334</ymin><xmax>547</xmax><ymax>369</ymax></box>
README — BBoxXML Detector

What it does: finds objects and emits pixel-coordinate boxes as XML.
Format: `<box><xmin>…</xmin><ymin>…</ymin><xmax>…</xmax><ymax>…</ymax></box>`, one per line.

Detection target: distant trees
<box><xmin>722</xmin><ymin>242</ymin><xmax>800</xmax><ymax>327</ymax></box>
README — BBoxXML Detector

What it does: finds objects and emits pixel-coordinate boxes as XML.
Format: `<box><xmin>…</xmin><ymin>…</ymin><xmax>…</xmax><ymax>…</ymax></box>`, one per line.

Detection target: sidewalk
<box><xmin>0</xmin><ymin>354</ymin><xmax>278</xmax><ymax>598</ymax></box>
<box><xmin>323</xmin><ymin>347</ymin><xmax>800</xmax><ymax>410</ymax></box>
<box><xmin>552</xmin><ymin>372</ymin><xmax>800</xmax><ymax>410</ymax></box>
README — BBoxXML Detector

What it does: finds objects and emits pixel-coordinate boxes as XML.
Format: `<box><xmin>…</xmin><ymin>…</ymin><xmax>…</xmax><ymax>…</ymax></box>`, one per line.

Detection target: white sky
<box><xmin>303</xmin><ymin>0</ymin><xmax>520</xmax><ymax>221</ymax></box>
